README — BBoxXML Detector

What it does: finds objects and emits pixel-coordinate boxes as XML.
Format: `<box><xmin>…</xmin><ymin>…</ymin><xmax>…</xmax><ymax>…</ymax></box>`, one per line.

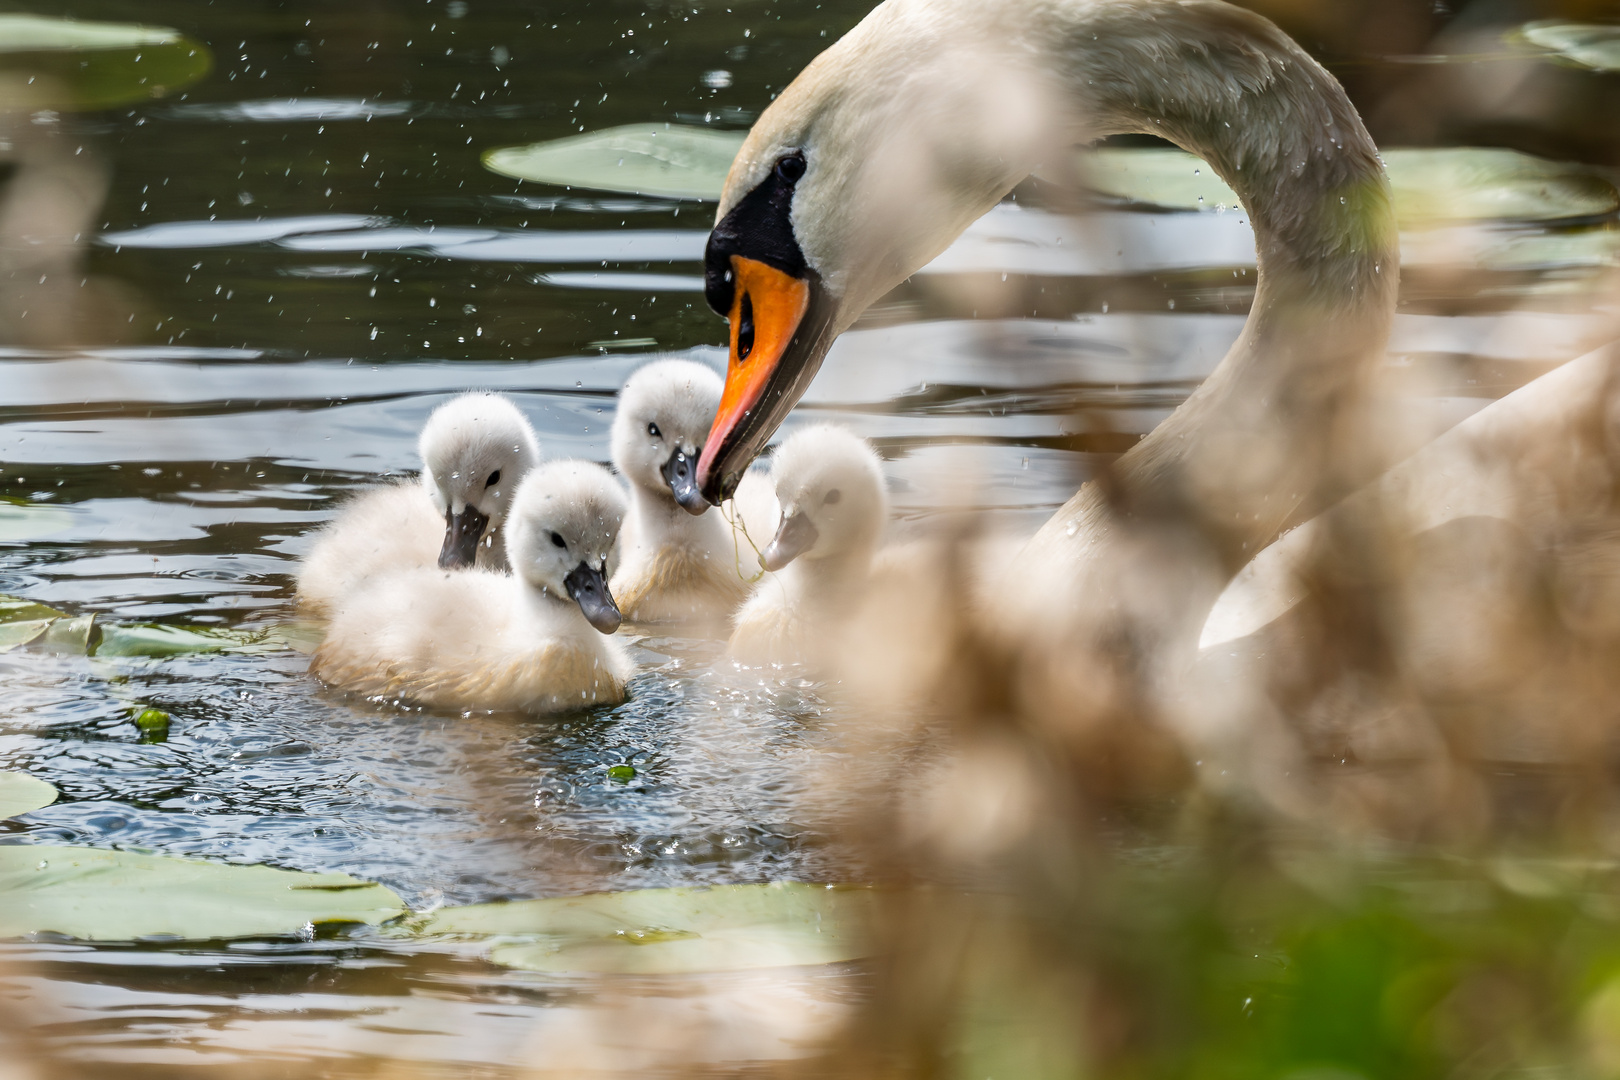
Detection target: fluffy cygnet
<box><xmin>728</xmin><ymin>424</ymin><xmax>888</xmax><ymax>666</ymax></box>
<box><xmin>297</xmin><ymin>392</ymin><xmax>540</xmax><ymax>614</ymax></box>
<box><xmin>311</xmin><ymin>460</ymin><xmax>634</xmax><ymax>714</ymax></box>
<box><xmin>609</xmin><ymin>359</ymin><xmax>774</xmax><ymax>628</ymax></box>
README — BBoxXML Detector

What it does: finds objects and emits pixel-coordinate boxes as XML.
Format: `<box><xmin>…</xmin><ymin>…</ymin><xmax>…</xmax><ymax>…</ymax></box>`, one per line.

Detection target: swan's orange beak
<box><xmin>696</xmin><ymin>255</ymin><xmax>812</xmax><ymax>503</ymax></box>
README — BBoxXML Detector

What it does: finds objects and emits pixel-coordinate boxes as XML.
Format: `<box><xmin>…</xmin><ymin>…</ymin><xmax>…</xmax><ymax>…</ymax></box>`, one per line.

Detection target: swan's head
<box><xmin>419</xmin><ymin>393</ymin><xmax>542</xmax><ymax>570</ymax></box>
<box><xmin>609</xmin><ymin>359</ymin><xmax>722</xmax><ymax>516</ymax></box>
<box><xmin>761</xmin><ymin>424</ymin><xmax>887</xmax><ymax>571</ymax></box>
<box><xmin>695</xmin><ymin>1</ymin><xmax>1058</xmax><ymax>504</ymax></box>
<box><xmin>506</xmin><ymin>460</ymin><xmax>628</xmax><ymax>635</ymax></box>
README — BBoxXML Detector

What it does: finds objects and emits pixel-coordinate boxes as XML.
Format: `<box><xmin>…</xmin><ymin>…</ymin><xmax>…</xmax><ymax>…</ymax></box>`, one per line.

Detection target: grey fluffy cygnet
<box><xmin>609</xmin><ymin>359</ymin><xmax>776</xmax><ymax>629</ymax></box>
<box><xmin>310</xmin><ymin>460</ymin><xmax>633</xmax><ymax>714</ymax></box>
<box><xmin>728</xmin><ymin>424</ymin><xmax>888</xmax><ymax>667</ymax></box>
<box><xmin>297</xmin><ymin>392</ymin><xmax>540</xmax><ymax>615</ymax></box>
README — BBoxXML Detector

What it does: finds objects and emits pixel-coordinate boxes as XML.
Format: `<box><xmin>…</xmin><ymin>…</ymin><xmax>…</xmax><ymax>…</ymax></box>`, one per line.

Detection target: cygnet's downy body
<box><xmin>297</xmin><ymin>393</ymin><xmax>540</xmax><ymax>614</ymax></box>
<box><xmin>609</xmin><ymin>359</ymin><xmax>774</xmax><ymax>628</ymax></box>
<box><xmin>311</xmin><ymin>460</ymin><xmax>633</xmax><ymax>714</ymax></box>
<box><xmin>728</xmin><ymin>425</ymin><xmax>888</xmax><ymax>667</ymax></box>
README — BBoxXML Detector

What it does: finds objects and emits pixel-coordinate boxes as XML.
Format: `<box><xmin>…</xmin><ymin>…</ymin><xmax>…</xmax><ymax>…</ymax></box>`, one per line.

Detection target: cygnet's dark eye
<box><xmin>485</xmin><ymin>470</ymin><xmax>501</xmax><ymax>488</ymax></box>
<box><xmin>823</xmin><ymin>488</ymin><xmax>842</xmax><ymax>505</ymax></box>
<box><xmin>647</xmin><ymin>421</ymin><xmax>661</xmax><ymax>439</ymax></box>
<box><xmin>550</xmin><ymin>531</ymin><xmax>566</xmax><ymax>548</ymax></box>
<box><xmin>774</xmin><ymin>152</ymin><xmax>806</xmax><ymax>183</ymax></box>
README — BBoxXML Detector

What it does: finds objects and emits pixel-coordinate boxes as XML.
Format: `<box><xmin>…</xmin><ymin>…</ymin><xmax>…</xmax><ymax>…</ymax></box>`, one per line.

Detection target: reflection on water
<box><xmin>1</xmin><ymin>0</ymin><xmax>1618</xmax><ymax>1072</ymax></box>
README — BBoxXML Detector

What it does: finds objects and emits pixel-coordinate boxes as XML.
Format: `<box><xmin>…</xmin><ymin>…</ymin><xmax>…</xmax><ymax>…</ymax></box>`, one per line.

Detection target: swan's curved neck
<box><xmin>1059</xmin><ymin>0</ymin><xmax>1395</xmax><ymax>314</ymax></box>
<box><xmin>1024</xmin><ymin>0</ymin><xmax>1397</xmax><ymax>597</ymax></box>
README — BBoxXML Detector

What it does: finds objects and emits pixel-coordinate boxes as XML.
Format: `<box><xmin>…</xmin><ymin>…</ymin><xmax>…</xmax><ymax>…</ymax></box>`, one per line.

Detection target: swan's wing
<box><xmin>297</xmin><ymin>482</ymin><xmax>439</xmax><ymax>615</ymax></box>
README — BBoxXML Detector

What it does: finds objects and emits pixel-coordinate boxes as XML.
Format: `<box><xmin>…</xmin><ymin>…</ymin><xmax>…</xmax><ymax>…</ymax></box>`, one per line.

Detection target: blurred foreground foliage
<box><xmin>860</xmin><ymin>838</ymin><xmax>1620</xmax><ymax>1080</ymax></box>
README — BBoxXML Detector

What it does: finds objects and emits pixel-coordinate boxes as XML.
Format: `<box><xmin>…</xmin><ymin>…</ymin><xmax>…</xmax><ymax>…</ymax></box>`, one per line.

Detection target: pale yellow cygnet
<box><xmin>728</xmin><ymin>424</ymin><xmax>888</xmax><ymax>667</ymax></box>
<box><xmin>609</xmin><ymin>359</ymin><xmax>776</xmax><ymax>630</ymax></box>
<box><xmin>297</xmin><ymin>392</ymin><xmax>541</xmax><ymax>615</ymax></box>
<box><xmin>310</xmin><ymin>460</ymin><xmax>633</xmax><ymax>714</ymax></box>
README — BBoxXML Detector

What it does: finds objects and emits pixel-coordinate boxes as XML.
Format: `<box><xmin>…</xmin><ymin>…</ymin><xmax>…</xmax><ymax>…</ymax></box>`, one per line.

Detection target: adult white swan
<box><xmin>694</xmin><ymin>0</ymin><xmax>1399</xmax><ymax>656</ymax></box>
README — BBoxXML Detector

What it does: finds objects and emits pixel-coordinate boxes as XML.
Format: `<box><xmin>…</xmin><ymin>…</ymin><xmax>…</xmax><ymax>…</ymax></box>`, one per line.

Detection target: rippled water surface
<box><xmin>2</xmin><ymin>0</ymin><xmax>1618</xmax><ymax>1072</ymax></box>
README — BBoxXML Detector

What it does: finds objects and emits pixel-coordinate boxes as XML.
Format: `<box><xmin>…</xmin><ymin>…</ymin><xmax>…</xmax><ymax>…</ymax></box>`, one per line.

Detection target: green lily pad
<box><xmin>1078</xmin><ymin>147</ymin><xmax>1619</xmax><ymax>226</ymax></box>
<box><xmin>483</xmin><ymin>123</ymin><xmax>747</xmax><ymax>200</ymax></box>
<box><xmin>413</xmin><ymin>881</ymin><xmax>874</xmax><ymax>974</ymax></box>
<box><xmin>0</xmin><ymin>501</ymin><xmax>73</xmax><ymax>542</ymax></box>
<box><xmin>0</xmin><ymin>594</ymin><xmax>72</xmax><ymax>653</ymax></box>
<box><xmin>1519</xmin><ymin>22</ymin><xmax>1620</xmax><ymax>72</ymax></box>
<box><xmin>0</xmin><ymin>15</ymin><xmax>212</xmax><ymax>110</ymax></box>
<box><xmin>0</xmin><ymin>845</ymin><xmax>406</xmax><ymax>941</ymax></box>
<box><xmin>0</xmin><ymin>772</ymin><xmax>57</xmax><ymax>820</ymax></box>
<box><xmin>92</xmin><ymin>623</ymin><xmax>278</xmax><ymax>658</ymax></box>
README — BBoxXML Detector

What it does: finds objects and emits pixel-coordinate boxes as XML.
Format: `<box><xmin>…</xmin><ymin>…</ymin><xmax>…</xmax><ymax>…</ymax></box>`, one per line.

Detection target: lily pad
<box><xmin>0</xmin><ymin>595</ymin><xmax>69</xmax><ymax>653</ymax></box>
<box><xmin>0</xmin><ymin>500</ymin><xmax>73</xmax><ymax>542</ymax></box>
<box><xmin>0</xmin><ymin>845</ymin><xmax>406</xmax><ymax>941</ymax></box>
<box><xmin>0</xmin><ymin>772</ymin><xmax>57</xmax><ymax>820</ymax></box>
<box><xmin>92</xmin><ymin>623</ymin><xmax>278</xmax><ymax>658</ymax></box>
<box><xmin>413</xmin><ymin>881</ymin><xmax>873</xmax><ymax>974</ymax></box>
<box><xmin>483</xmin><ymin>123</ymin><xmax>747</xmax><ymax>200</ymax></box>
<box><xmin>0</xmin><ymin>15</ymin><xmax>212</xmax><ymax>110</ymax></box>
<box><xmin>1519</xmin><ymin>22</ymin><xmax>1620</xmax><ymax>72</ymax></box>
<box><xmin>1078</xmin><ymin>147</ymin><xmax>1619</xmax><ymax>226</ymax></box>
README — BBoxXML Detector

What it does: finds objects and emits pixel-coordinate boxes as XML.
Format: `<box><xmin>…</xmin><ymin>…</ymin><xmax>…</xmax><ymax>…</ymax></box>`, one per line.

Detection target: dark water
<box><xmin>0</xmin><ymin>0</ymin><xmax>1616</xmax><ymax>1072</ymax></box>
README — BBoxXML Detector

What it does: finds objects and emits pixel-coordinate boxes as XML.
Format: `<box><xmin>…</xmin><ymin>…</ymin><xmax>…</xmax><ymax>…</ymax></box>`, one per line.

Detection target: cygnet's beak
<box><xmin>438</xmin><ymin>505</ymin><xmax>489</xmax><ymax>569</ymax></box>
<box><xmin>564</xmin><ymin>561</ymin><xmax>622</xmax><ymax>634</ymax></box>
<box><xmin>761</xmin><ymin>510</ymin><xmax>819</xmax><ymax>572</ymax></box>
<box><xmin>661</xmin><ymin>446</ymin><xmax>708</xmax><ymax>517</ymax></box>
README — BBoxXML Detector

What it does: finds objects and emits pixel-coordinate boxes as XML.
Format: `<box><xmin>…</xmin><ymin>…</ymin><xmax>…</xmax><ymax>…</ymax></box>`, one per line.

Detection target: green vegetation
<box><xmin>0</xmin><ymin>14</ymin><xmax>211</xmax><ymax>110</ymax></box>
<box><xmin>0</xmin><ymin>771</ymin><xmax>57</xmax><ymax>820</ymax></box>
<box><xmin>411</xmin><ymin>881</ymin><xmax>873</xmax><ymax>974</ymax></box>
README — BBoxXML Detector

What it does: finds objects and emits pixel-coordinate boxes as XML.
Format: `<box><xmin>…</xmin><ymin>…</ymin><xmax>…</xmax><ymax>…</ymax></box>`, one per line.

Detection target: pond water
<box><xmin>1</xmin><ymin>0</ymin><xmax>1617</xmax><ymax>1074</ymax></box>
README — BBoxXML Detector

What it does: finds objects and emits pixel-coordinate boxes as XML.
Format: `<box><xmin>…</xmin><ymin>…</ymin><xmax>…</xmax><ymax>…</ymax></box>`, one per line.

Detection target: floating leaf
<box><xmin>1519</xmin><ymin>22</ymin><xmax>1620</xmax><ymax>72</ymax></box>
<box><xmin>0</xmin><ymin>15</ymin><xmax>212</xmax><ymax>110</ymax></box>
<box><xmin>0</xmin><ymin>772</ymin><xmax>57</xmax><ymax>820</ymax></box>
<box><xmin>1077</xmin><ymin>147</ymin><xmax>1619</xmax><ymax>225</ymax></box>
<box><xmin>92</xmin><ymin>623</ymin><xmax>278</xmax><ymax>658</ymax></box>
<box><xmin>132</xmin><ymin>707</ymin><xmax>170</xmax><ymax>742</ymax></box>
<box><xmin>484</xmin><ymin>123</ymin><xmax>747</xmax><ymax>200</ymax></box>
<box><xmin>412</xmin><ymin>881</ymin><xmax>873</xmax><ymax>974</ymax></box>
<box><xmin>0</xmin><ymin>846</ymin><xmax>406</xmax><ymax>941</ymax></box>
<box><xmin>0</xmin><ymin>500</ymin><xmax>73</xmax><ymax>542</ymax></box>
<box><xmin>0</xmin><ymin>595</ymin><xmax>68</xmax><ymax>653</ymax></box>
<box><xmin>607</xmin><ymin>764</ymin><xmax>637</xmax><ymax>781</ymax></box>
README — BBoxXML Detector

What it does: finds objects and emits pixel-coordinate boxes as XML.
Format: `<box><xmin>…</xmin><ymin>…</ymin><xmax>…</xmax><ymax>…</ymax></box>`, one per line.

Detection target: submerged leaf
<box><xmin>1519</xmin><ymin>21</ymin><xmax>1620</xmax><ymax>72</ymax></box>
<box><xmin>413</xmin><ymin>881</ymin><xmax>873</xmax><ymax>974</ymax></box>
<box><xmin>1078</xmin><ymin>147</ymin><xmax>1619</xmax><ymax>225</ymax></box>
<box><xmin>0</xmin><ymin>846</ymin><xmax>406</xmax><ymax>941</ymax></box>
<box><xmin>0</xmin><ymin>502</ymin><xmax>73</xmax><ymax>542</ymax></box>
<box><xmin>0</xmin><ymin>772</ymin><xmax>57</xmax><ymax>820</ymax></box>
<box><xmin>0</xmin><ymin>15</ymin><xmax>212</xmax><ymax>110</ymax></box>
<box><xmin>92</xmin><ymin>623</ymin><xmax>278</xmax><ymax>658</ymax></box>
<box><xmin>483</xmin><ymin>124</ymin><xmax>747</xmax><ymax>200</ymax></box>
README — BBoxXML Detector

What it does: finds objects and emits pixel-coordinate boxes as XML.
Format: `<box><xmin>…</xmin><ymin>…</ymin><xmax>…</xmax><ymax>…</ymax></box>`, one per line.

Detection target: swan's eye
<box><xmin>485</xmin><ymin>470</ymin><xmax>500</xmax><ymax>488</ymax></box>
<box><xmin>774</xmin><ymin>152</ymin><xmax>806</xmax><ymax>183</ymax></box>
<box><xmin>823</xmin><ymin>488</ymin><xmax>842</xmax><ymax>505</ymax></box>
<box><xmin>647</xmin><ymin>421</ymin><xmax>661</xmax><ymax>439</ymax></box>
<box><xmin>550</xmin><ymin>531</ymin><xmax>566</xmax><ymax>548</ymax></box>
<box><xmin>736</xmin><ymin>293</ymin><xmax>755</xmax><ymax>362</ymax></box>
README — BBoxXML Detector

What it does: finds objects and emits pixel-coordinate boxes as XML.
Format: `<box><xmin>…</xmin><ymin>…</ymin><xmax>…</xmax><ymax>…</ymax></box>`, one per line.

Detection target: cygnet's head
<box><xmin>419</xmin><ymin>393</ymin><xmax>542</xmax><ymax>569</ymax></box>
<box><xmin>506</xmin><ymin>460</ymin><xmax>628</xmax><ymax>634</ymax></box>
<box><xmin>762</xmin><ymin>424</ymin><xmax>887</xmax><ymax>571</ymax></box>
<box><xmin>609</xmin><ymin>359</ymin><xmax>722</xmax><ymax>517</ymax></box>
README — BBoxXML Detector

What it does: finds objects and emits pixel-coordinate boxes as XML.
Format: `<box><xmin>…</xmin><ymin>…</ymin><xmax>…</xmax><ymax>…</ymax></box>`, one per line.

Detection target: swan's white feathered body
<box><xmin>297</xmin><ymin>393</ymin><xmax>540</xmax><ymax>615</ymax></box>
<box><xmin>311</xmin><ymin>460</ymin><xmax>632</xmax><ymax>714</ymax></box>
<box><xmin>609</xmin><ymin>359</ymin><xmax>775</xmax><ymax>629</ymax></box>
